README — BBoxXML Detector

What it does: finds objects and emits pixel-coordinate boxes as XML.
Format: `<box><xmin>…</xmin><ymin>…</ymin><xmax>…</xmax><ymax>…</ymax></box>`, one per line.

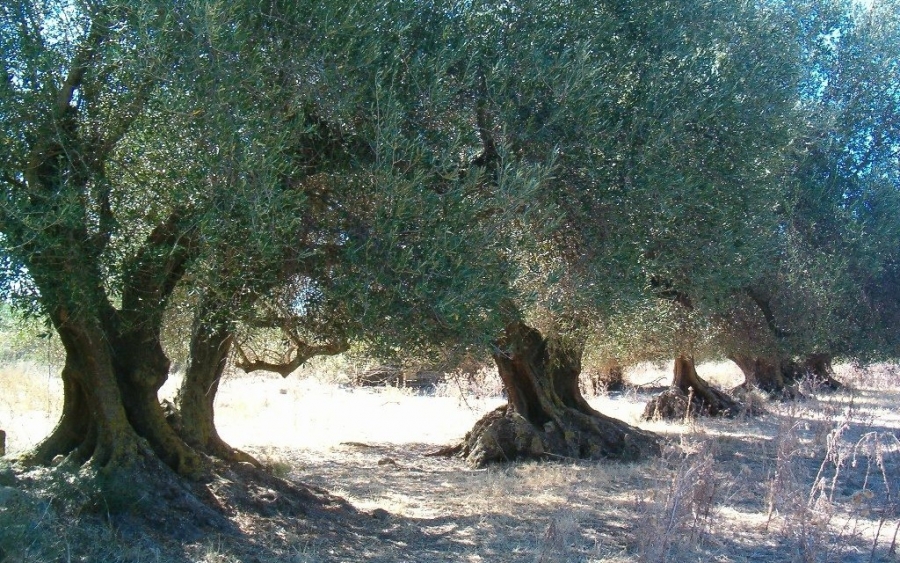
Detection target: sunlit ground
<box><xmin>2</xmin><ymin>360</ymin><xmax>899</xmax><ymax>562</ymax></box>
<box><xmin>0</xmin><ymin>359</ymin><xmax>746</xmax><ymax>456</ymax></box>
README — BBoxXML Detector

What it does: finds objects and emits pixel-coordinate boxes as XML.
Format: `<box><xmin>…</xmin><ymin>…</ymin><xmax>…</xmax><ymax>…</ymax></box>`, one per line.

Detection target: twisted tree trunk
<box><xmin>174</xmin><ymin>312</ymin><xmax>260</xmax><ymax>466</ymax></box>
<box><xmin>26</xmin><ymin>311</ymin><xmax>202</xmax><ymax>476</ymax></box>
<box><xmin>643</xmin><ymin>354</ymin><xmax>740</xmax><ymax>420</ymax></box>
<box><xmin>444</xmin><ymin>322</ymin><xmax>659</xmax><ymax>467</ymax></box>
<box><xmin>731</xmin><ymin>353</ymin><xmax>840</xmax><ymax>399</ymax></box>
<box><xmin>22</xmin><ymin>212</ymin><xmax>204</xmax><ymax>478</ymax></box>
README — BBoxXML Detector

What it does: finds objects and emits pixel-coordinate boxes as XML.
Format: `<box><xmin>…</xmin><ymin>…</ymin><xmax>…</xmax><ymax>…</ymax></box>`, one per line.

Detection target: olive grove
<box><xmin>2</xmin><ymin>0</ymin><xmax>898</xmax><ymax>517</ymax></box>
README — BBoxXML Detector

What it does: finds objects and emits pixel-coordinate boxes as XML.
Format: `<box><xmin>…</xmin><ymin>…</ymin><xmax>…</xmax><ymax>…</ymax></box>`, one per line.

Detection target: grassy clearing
<box><xmin>1</xmin><ymin>361</ymin><xmax>899</xmax><ymax>562</ymax></box>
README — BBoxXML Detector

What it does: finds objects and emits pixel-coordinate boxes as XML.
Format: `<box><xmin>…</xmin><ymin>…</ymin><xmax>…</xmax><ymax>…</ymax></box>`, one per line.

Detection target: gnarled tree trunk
<box><xmin>731</xmin><ymin>353</ymin><xmax>840</xmax><ymax>398</ymax></box>
<box><xmin>799</xmin><ymin>354</ymin><xmax>842</xmax><ymax>390</ymax></box>
<box><xmin>590</xmin><ymin>360</ymin><xmax>625</xmax><ymax>393</ymax></box>
<box><xmin>26</xmin><ymin>311</ymin><xmax>202</xmax><ymax>476</ymax></box>
<box><xmin>22</xmin><ymin>212</ymin><xmax>204</xmax><ymax>478</ymax></box>
<box><xmin>730</xmin><ymin>354</ymin><xmax>800</xmax><ymax>399</ymax></box>
<box><xmin>445</xmin><ymin>322</ymin><xmax>659</xmax><ymax>467</ymax></box>
<box><xmin>643</xmin><ymin>354</ymin><xmax>740</xmax><ymax>420</ymax></box>
<box><xmin>174</xmin><ymin>312</ymin><xmax>260</xmax><ymax>466</ymax></box>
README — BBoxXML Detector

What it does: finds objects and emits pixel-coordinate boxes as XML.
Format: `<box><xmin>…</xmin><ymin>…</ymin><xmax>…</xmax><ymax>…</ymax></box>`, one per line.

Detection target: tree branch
<box><xmin>120</xmin><ymin>209</ymin><xmax>198</xmax><ymax>330</ymax></box>
<box><xmin>746</xmin><ymin>287</ymin><xmax>789</xmax><ymax>339</ymax></box>
<box><xmin>55</xmin><ymin>15</ymin><xmax>108</xmax><ymax>116</ymax></box>
<box><xmin>233</xmin><ymin>335</ymin><xmax>348</xmax><ymax>377</ymax></box>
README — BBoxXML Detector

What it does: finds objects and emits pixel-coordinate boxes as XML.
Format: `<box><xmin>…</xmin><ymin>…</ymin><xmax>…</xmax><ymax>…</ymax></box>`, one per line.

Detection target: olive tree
<box><xmin>440</xmin><ymin>0</ymin><xmax>809</xmax><ymax>462</ymax></box>
<box><xmin>723</xmin><ymin>0</ymin><xmax>900</xmax><ymax>395</ymax></box>
<box><xmin>0</xmin><ymin>0</ymin><xmax>527</xmax><ymax>483</ymax></box>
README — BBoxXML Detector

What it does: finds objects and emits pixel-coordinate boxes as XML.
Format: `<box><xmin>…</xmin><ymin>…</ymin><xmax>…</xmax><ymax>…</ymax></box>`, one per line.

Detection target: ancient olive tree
<box><xmin>0</xmin><ymin>0</ymin><xmax>209</xmax><ymax>475</ymax></box>
<box><xmin>723</xmin><ymin>0</ymin><xmax>900</xmax><ymax>395</ymax></box>
<box><xmin>0</xmin><ymin>0</ymin><xmax>524</xmax><ymax>482</ymax></box>
<box><xmin>442</xmin><ymin>0</ymin><xmax>808</xmax><ymax>461</ymax></box>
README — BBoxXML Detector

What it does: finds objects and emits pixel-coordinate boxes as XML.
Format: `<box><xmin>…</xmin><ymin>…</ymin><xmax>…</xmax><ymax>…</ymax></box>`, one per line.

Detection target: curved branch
<box><xmin>234</xmin><ymin>335</ymin><xmax>348</xmax><ymax>378</ymax></box>
<box><xmin>745</xmin><ymin>287</ymin><xmax>789</xmax><ymax>339</ymax></box>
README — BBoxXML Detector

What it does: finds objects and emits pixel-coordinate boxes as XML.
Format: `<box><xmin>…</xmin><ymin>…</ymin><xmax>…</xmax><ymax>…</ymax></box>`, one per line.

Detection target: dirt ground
<box><xmin>1</xmin><ymin>362</ymin><xmax>899</xmax><ymax>562</ymax></box>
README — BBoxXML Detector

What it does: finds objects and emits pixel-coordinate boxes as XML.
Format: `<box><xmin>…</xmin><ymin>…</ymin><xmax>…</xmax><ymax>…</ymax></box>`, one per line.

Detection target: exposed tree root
<box><xmin>643</xmin><ymin>355</ymin><xmax>747</xmax><ymax>420</ymax></box>
<box><xmin>441</xmin><ymin>322</ymin><xmax>660</xmax><ymax>467</ymax></box>
<box><xmin>447</xmin><ymin>403</ymin><xmax>660</xmax><ymax>467</ymax></box>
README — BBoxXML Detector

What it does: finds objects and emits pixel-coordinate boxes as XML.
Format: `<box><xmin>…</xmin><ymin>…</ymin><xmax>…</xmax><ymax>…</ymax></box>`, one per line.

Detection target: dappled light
<box><xmin>2</xmin><ymin>362</ymin><xmax>899</xmax><ymax>561</ymax></box>
<box><xmin>2</xmin><ymin>0</ymin><xmax>899</xmax><ymax>560</ymax></box>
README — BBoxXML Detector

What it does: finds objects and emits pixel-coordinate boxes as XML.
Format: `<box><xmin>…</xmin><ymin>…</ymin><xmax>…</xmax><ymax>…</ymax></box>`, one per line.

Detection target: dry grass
<box><xmin>1</xmin><ymin>361</ymin><xmax>899</xmax><ymax>562</ymax></box>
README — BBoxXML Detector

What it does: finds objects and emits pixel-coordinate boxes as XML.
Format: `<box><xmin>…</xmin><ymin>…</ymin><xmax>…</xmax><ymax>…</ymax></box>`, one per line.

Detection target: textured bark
<box><xmin>730</xmin><ymin>354</ymin><xmax>800</xmax><ymax>399</ymax></box>
<box><xmin>26</xmin><ymin>358</ymin><xmax>92</xmax><ymax>464</ymax></box>
<box><xmin>800</xmin><ymin>354</ymin><xmax>842</xmax><ymax>390</ymax></box>
<box><xmin>176</xmin><ymin>319</ymin><xmax>260</xmax><ymax>466</ymax></box>
<box><xmin>643</xmin><ymin>354</ymin><xmax>741</xmax><ymax>420</ymax></box>
<box><xmin>21</xmin><ymin>215</ymin><xmax>203</xmax><ymax>476</ymax></box>
<box><xmin>26</xmin><ymin>315</ymin><xmax>148</xmax><ymax>471</ymax></box>
<box><xmin>730</xmin><ymin>353</ymin><xmax>841</xmax><ymax>399</ymax></box>
<box><xmin>445</xmin><ymin>322</ymin><xmax>659</xmax><ymax>467</ymax></box>
<box><xmin>591</xmin><ymin>360</ymin><xmax>625</xmax><ymax>393</ymax></box>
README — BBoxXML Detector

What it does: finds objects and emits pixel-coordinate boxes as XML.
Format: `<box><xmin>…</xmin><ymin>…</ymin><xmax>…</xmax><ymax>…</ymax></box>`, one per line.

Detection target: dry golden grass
<box><xmin>1</xmin><ymin>361</ymin><xmax>899</xmax><ymax>562</ymax></box>
<box><xmin>0</xmin><ymin>361</ymin><xmax>62</xmax><ymax>454</ymax></box>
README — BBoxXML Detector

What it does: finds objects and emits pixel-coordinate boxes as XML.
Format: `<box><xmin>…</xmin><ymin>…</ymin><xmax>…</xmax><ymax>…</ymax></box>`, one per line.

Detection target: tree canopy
<box><xmin>1</xmin><ymin>0</ymin><xmax>898</xmax><ymax>486</ymax></box>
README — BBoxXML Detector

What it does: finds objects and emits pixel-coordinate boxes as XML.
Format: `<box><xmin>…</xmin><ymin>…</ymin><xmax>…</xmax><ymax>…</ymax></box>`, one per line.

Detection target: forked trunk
<box><xmin>24</xmin><ymin>298</ymin><xmax>203</xmax><ymax>476</ymax></box>
<box><xmin>443</xmin><ymin>322</ymin><xmax>659</xmax><ymax>467</ymax></box>
<box><xmin>643</xmin><ymin>354</ymin><xmax>741</xmax><ymax>420</ymax></box>
<box><xmin>176</xmin><ymin>319</ymin><xmax>260</xmax><ymax>466</ymax></box>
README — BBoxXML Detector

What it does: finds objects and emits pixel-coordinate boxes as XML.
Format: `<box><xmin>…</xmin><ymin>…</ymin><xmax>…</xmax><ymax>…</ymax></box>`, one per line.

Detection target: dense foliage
<box><xmin>0</xmin><ymin>0</ymin><xmax>897</xmax><ymax>477</ymax></box>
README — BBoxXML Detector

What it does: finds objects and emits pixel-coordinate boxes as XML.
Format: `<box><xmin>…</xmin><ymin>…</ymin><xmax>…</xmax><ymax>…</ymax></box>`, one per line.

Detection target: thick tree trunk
<box><xmin>643</xmin><ymin>354</ymin><xmax>741</xmax><ymax>420</ymax></box>
<box><xmin>590</xmin><ymin>360</ymin><xmax>625</xmax><ymax>393</ymax></box>
<box><xmin>730</xmin><ymin>354</ymin><xmax>800</xmax><ymax>399</ymax></box>
<box><xmin>799</xmin><ymin>354</ymin><xmax>842</xmax><ymax>390</ymax></box>
<box><xmin>444</xmin><ymin>322</ymin><xmax>659</xmax><ymax>467</ymax></box>
<box><xmin>23</xmin><ymin>230</ymin><xmax>204</xmax><ymax>477</ymax></box>
<box><xmin>175</xmin><ymin>318</ymin><xmax>260</xmax><ymax>466</ymax></box>
<box><xmin>114</xmin><ymin>333</ymin><xmax>204</xmax><ymax>477</ymax></box>
<box><xmin>25</xmin><ymin>315</ymin><xmax>151</xmax><ymax>471</ymax></box>
<box><xmin>729</xmin><ymin>353</ymin><xmax>841</xmax><ymax>399</ymax></box>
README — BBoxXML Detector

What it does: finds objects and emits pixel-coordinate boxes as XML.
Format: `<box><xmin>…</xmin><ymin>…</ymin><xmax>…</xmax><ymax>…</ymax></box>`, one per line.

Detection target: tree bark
<box><xmin>643</xmin><ymin>354</ymin><xmax>741</xmax><ymax>420</ymax></box>
<box><xmin>175</xmin><ymin>316</ymin><xmax>260</xmax><ymax>466</ymax></box>
<box><xmin>730</xmin><ymin>354</ymin><xmax>800</xmax><ymax>399</ymax></box>
<box><xmin>730</xmin><ymin>353</ymin><xmax>840</xmax><ymax>398</ymax></box>
<box><xmin>590</xmin><ymin>360</ymin><xmax>625</xmax><ymax>393</ymax></box>
<box><xmin>27</xmin><ymin>313</ymin><xmax>153</xmax><ymax>471</ymax></box>
<box><xmin>26</xmin><ymin>357</ymin><xmax>92</xmax><ymax>465</ymax></box>
<box><xmin>799</xmin><ymin>354</ymin><xmax>842</xmax><ymax>390</ymax></box>
<box><xmin>444</xmin><ymin>322</ymin><xmax>659</xmax><ymax>467</ymax></box>
<box><xmin>21</xmin><ymin>214</ymin><xmax>205</xmax><ymax>477</ymax></box>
